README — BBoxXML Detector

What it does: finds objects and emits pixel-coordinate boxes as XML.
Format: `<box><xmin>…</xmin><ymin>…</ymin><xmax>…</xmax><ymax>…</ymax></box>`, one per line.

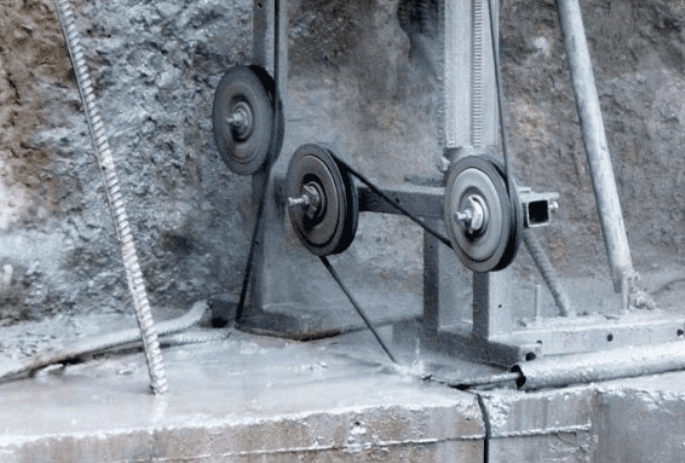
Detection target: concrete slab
<box><xmin>470</xmin><ymin>365</ymin><xmax>685</xmax><ymax>463</ymax></box>
<box><xmin>478</xmin><ymin>384</ymin><xmax>597</xmax><ymax>462</ymax></box>
<box><xmin>592</xmin><ymin>372</ymin><xmax>685</xmax><ymax>463</ymax></box>
<box><xmin>3</xmin><ymin>317</ymin><xmax>685</xmax><ymax>463</ymax></box>
<box><xmin>0</xmin><ymin>329</ymin><xmax>484</xmax><ymax>462</ymax></box>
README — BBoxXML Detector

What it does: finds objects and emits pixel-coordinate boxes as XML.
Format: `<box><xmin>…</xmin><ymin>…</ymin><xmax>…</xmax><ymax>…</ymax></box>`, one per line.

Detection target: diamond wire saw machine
<box><xmin>211</xmin><ymin>0</ymin><xmax>685</xmax><ymax>380</ymax></box>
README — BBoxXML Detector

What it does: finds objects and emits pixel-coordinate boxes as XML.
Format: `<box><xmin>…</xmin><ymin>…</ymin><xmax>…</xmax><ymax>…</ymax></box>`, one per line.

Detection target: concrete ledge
<box><xmin>0</xmin><ymin>331</ymin><xmax>484</xmax><ymax>463</ymax></box>
<box><xmin>3</xmin><ymin>328</ymin><xmax>685</xmax><ymax>462</ymax></box>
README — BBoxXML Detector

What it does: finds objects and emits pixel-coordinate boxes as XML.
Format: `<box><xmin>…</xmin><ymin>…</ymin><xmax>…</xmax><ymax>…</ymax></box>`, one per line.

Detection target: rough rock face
<box><xmin>502</xmin><ymin>0</ymin><xmax>685</xmax><ymax>277</ymax></box>
<box><xmin>0</xmin><ymin>0</ymin><xmax>254</xmax><ymax>322</ymax></box>
<box><xmin>1</xmin><ymin>0</ymin><xmax>685</xmax><ymax>323</ymax></box>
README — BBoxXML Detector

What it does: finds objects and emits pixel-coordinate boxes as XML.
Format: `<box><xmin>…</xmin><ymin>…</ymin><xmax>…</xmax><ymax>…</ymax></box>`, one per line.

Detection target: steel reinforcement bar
<box><xmin>53</xmin><ymin>0</ymin><xmax>168</xmax><ymax>394</ymax></box>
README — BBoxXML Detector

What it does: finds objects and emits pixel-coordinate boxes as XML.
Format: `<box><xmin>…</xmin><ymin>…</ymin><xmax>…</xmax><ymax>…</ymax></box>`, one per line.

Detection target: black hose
<box><xmin>0</xmin><ymin>301</ymin><xmax>209</xmax><ymax>383</ymax></box>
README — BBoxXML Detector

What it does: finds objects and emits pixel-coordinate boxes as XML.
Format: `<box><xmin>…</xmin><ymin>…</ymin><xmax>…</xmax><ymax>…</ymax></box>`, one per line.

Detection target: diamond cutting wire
<box><xmin>330</xmin><ymin>155</ymin><xmax>453</xmax><ymax>249</ymax></box>
<box><xmin>484</xmin><ymin>0</ymin><xmax>574</xmax><ymax>317</ymax></box>
<box><xmin>426</xmin><ymin>371</ymin><xmax>521</xmax><ymax>390</ymax></box>
<box><xmin>319</xmin><ymin>256</ymin><xmax>397</xmax><ymax>364</ymax></box>
<box><xmin>485</xmin><ymin>0</ymin><xmax>514</xmax><ymax>195</ymax></box>
<box><xmin>235</xmin><ymin>165</ymin><xmax>272</xmax><ymax>325</ymax></box>
<box><xmin>53</xmin><ymin>0</ymin><xmax>168</xmax><ymax>395</ymax></box>
<box><xmin>235</xmin><ymin>0</ymin><xmax>282</xmax><ymax>324</ymax></box>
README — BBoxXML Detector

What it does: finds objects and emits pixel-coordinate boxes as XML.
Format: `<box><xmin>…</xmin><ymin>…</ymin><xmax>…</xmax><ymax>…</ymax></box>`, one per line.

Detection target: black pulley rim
<box><xmin>331</xmin><ymin>149</ymin><xmax>359</xmax><ymax>255</ymax></box>
<box><xmin>491</xmin><ymin>157</ymin><xmax>523</xmax><ymax>271</ymax></box>
<box><xmin>212</xmin><ymin>65</ymin><xmax>277</xmax><ymax>175</ymax></box>
<box><xmin>249</xmin><ymin>64</ymin><xmax>284</xmax><ymax>166</ymax></box>
<box><xmin>287</xmin><ymin>145</ymin><xmax>353</xmax><ymax>257</ymax></box>
<box><xmin>444</xmin><ymin>155</ymin><xmax>517</xmax><ymax>272</ymax></box>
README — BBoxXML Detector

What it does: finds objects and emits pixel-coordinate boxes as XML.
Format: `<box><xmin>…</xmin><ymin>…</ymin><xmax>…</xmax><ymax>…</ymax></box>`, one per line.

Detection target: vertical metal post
<box><xmin>423</xmin><ymin>224</ymin><xmax>441</xmax><ymax>333</ymax></box>
<box><xmin>253</xmin><ymin>1</ymin><xmax>274</xmax><ymax>74</ymax></box>
<box><xmin>442</xmin><ymin>0</ymin><xmax>504</xmax><ymax>343</ymax></box>
<box><xmin>246</xmin><ymin>0</ymin><xmax>287</xmax><ymax>319</ymax></box>
<box><xmin>443</xmin><ymin>0</ymin><xmax>497</xmax><ymax>150</ymax></box>
<box><xmin>556</xmin><ymin>0</ymin><xmax>635</xmax><ymax>293</ymax></box>
<box><xmin>472</xmin><ymin>271</ymin><xmax>511</xmax><ymax>339</ymax></box>
<box><xmin>443</xmin><ymin>0</ymin><xmax>471</xmax><ymax>149</ymax></box>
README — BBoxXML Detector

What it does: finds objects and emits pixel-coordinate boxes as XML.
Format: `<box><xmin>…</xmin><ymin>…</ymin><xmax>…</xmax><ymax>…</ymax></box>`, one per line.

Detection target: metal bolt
<box><xmin>226</xmin><ymin>109</ymin><xmax>246</xmax><ymax>128</ymax></box>
<box><xmin>453</xmin><ymin>195</ymin><xmax>487</xmax><ymax>234</ymax></box>
<box><xmin>436</xmin><ymin>156</ymin><xmax>451</xmax><ymax>173</ymax></box>
<box><xmin>287</xmin><ymin>183</ymin><xmax>323</xmax><ymax>220</ymax></box>
<box><xmin>226</xmin><ymin>102</ymin><xmax>252</xmax><ymax>140</ymax></box>
<box><xmin>287</xmin><ymin>196</ymin><xmax>310</xmax><ymax>207</ymax></box>
<box><xmin>454</xmin><ymin>209</ymin><xmax>473</xmax><ymax>223</ymax></box>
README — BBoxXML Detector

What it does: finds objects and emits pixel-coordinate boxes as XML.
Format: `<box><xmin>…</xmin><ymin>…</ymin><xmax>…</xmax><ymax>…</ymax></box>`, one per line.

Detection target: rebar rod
<box><xmin>523</xmin><ymin>230</ymin><xmax>575</xmax><ymax>317</ymax></box>
<box><xmin>53</xmin><ymin>0</ymin><xmax>168</xmax><ymax>394</ymax></box>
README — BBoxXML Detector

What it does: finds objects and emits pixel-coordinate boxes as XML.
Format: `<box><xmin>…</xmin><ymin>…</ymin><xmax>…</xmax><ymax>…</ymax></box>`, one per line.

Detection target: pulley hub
<box><xmin>286</xmin><ymin>145</ymin><xmax>358</xmax><ymax>257</ymax></box>
<box><xmin>288</xmin><ymin>182</ymin><xmax>326</xmax><ymax>220</ymax></box>
<box><xmin>454</xmin><ymin>194</ymin><xmax>488</xmax><ymax>235</ymax></box>
<box><xmin>444</xmin><ymin>155</ymin><xmax>522</xmax><ymax>272</ymax></box>
<box><xmin>226</xmin><ymin>101</ymin><xmax>254</xmax><ymax>142</ymax></box>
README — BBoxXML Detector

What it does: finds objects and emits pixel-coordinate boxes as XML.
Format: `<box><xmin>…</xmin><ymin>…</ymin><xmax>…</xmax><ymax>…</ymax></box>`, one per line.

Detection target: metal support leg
<box><xmin>423</xmin><ymin>225</ymin><xmax>441</xmax><ymax>334</ymax></box>
<box><xmin>245</xmin><ymin>0</ymin><xmax>288</xmax><ymax>321</ymax></box>
<box><xmin>556</xmin><ymin>0</ymin><xmax>635</xmax><ymax>294</ymax></box>
<box><xmin>472</xmin><ymin>271</ymin><xmax>510</xmax><ymax>340</ymax></box>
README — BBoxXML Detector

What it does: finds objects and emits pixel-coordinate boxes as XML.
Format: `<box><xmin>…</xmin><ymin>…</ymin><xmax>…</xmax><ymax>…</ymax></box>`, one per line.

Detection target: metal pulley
<box><xmin>444</xmin><ymin>155</ymin><xmax>522</xmax><ymax>272</ymax></box>
<box><xmin>212</xmin><ymin>65</ymin><xmax>284</xmax><ymax>175</ymax></box>
<box><xmin>286</xmin><ymin>145</ymin><xmax>358</xmax><ymax>256</ymax></box>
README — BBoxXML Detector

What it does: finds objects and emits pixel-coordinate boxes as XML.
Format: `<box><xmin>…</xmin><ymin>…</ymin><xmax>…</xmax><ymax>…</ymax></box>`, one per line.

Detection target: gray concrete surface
<box><xmin>0</xmin><ymin>329</ymin><xmax>485</xmax><ymax>462</ymax></box>
<box><xmin>1</xmin><ymin>325</ymin><xmax>685</xmax><ymax>462</ymax></box>
<box><xmin>2</xmin><ymin>1</ymin><xmax>685</xmax><ymax>462</ymax></box>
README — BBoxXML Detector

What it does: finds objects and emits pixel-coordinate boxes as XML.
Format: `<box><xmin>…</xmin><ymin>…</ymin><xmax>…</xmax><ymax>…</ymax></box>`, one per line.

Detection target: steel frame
<box><xmin>242</xmin><ymin>0</ymin><xmax>685</xmax><ymax>368</ymax></box>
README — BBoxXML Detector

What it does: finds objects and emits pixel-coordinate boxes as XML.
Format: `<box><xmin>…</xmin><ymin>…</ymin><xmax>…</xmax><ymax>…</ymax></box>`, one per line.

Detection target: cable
<box><xmin>0</xmin><ymin>301</ymin><xmax>209</xmax><ymax>383</ymax></box>
<box><xmin>235</xmin><ymin>0</ymin><xmax>282</xmax><ymax>324</ymax></box>
<box><xmin>484</xmin><ymin>0</ymin><xmax>574</xmax><ymax>317</ymax></box>
<box><xmin>331</xmin><ymin>155</ymin><xmax>453</xmax><ymax>248</ymax></box>
<box><xmin>235</xmin><ymin>165</ymin><xmax>271</xmax><ymax>324</ymax></box>
<box><xmin>485</xmin><ymin>0</ymin><xmax>514</xmax><ymax>196</ymax></box>
<box><xmin>475</xmin><ymin>392</ymin><xmax>491</xmax><ymax>463</ymax></box>
<box><xmin>426</xmin><ymin>371</ymin><xmax>520</xmax><ymax>390</ymax></box>
<box><xmin>319</xmin><ymin>256</ymin><xmax>397</xmax><ymax>364</ymax></box>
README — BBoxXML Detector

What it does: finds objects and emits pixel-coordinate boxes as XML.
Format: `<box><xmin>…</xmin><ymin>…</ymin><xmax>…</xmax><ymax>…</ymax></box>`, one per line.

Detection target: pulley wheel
<box><xmin>444</xmin><ymin>155</ymin><xmax>521</xmax><ymax>272</ymax></box>
<box><xmin>212</xmin><ymin>65</ymin><xmax>283</xmax><ymax>175</ymax></box>
<box><xmin>286</xmin><ymin>145</ymin><xmax>358</xmax><ymax>256</ymax></box>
